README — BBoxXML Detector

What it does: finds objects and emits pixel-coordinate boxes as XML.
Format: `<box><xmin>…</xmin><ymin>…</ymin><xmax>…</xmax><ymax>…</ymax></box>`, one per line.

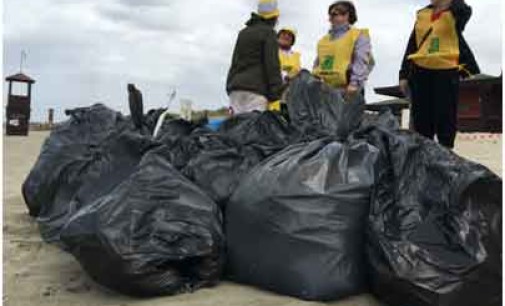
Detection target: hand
<box><xmin>344</xmin><ymin>84</ymin><xmax>359</xmax><ymax>101</ymax></box>
<box><xmin>312</xmin><ymin>73</ymin><xmax>323</xmax><ymax>81</ymax></box>
<box><xmin>346</xmin><ymin>84</ymin><xmax>359</xmax><ymax>95</ymax></box>
<box><xmin>399</xmin><ymin>79</ymin><xmax>409</xmax><ymax>97</ymax></box>
<box><xmin>267</xmin><ymin>100</ymin><xmax>281</xmax><ymax>112</ymax></box>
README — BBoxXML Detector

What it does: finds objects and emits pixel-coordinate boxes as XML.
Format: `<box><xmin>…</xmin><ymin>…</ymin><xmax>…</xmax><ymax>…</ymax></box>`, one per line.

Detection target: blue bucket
<box><xmin>206</xmin><ymin>118</ymin><xmax>226</xmax><ymax>131</ymax></box>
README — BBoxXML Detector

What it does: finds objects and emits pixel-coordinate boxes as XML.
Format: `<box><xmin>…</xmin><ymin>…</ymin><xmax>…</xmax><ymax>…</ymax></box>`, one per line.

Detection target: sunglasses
<box><xmin>330</xmin><ymin>10</ymin><xmax>348</xmax><ymax>17</ymax></box>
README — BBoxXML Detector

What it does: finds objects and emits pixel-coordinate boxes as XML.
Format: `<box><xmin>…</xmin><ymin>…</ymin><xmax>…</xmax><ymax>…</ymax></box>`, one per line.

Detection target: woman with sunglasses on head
<box><xmin>313</xmin><ymin>1</ymin><xmax>374</xmax><ymax>99</ymax></box>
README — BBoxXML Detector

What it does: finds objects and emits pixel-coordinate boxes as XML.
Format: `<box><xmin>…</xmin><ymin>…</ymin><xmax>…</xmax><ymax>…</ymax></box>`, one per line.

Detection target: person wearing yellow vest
<box><xmin>313</xmin><ymin>1</ymin><xmax>374</xmax><ymax>99</ymax></box>
<box><xmin>278</xmin><ymin>27</ymin><xmax>302</xmax><ymax>82</ymax></box>
<box><xmin>399</xmin><ymin>0</ymin><xmax>480</xmax><ymax>149</ymax></box>
<box><xmin>271</xmin><ymin>27</ymin><xmax>302</xmax><ymax>113</ymax></box>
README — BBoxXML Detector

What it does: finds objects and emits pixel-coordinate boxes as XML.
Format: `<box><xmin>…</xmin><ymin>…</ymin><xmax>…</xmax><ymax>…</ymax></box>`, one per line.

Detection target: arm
<box><xmin>452</xmin><ymin>0</ymin><xmax>480</xmax><ymax>77</ymax></box>
<box><xmin>449</xmin><ymin>0</ymin><xmax>479</xmax><ymax>77</ymax></box>
<box><xmin>449</xmin><ymin>0</ymin><xmax>472</xmax><ymax>32</ymax></box>
<box><xmin>458</xmin><ymin>36</ymin><xmax>480</xmax><ymax>77</ymax></box>
<box><xmin>293</xmin><ymin>52</ymin><xmax>302</xmax><ymax>75</ymax></box>
<box><xmin>226</xmin><ymin>36</ymin><xmax>240</xmax><ymax>93</ymax></box>
<box><xmin>349</xmin><ymin>32</ymin><xmax>372</xmax><ymax>88</ymax></box>
<box><xmin>263</xmin><ymin>30</ymin><xmax>283</xmax><ymax>101</ymax></box>
<box><xmin>399</xmin><ymin>29</ymin><xmax>417</xmax><ymax>80</ymax></box>
<box><xmin>313</xmin><ymin>56</ymin><xmax>319</xmax><ymax>70</ymax></box>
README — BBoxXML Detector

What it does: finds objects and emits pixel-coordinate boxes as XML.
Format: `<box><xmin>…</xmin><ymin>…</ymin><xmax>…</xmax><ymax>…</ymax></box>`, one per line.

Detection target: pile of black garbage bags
<box><xmin>23</xmin><ymin>71</ymin><xmax>502</xmax><ymax>306</ymax></box>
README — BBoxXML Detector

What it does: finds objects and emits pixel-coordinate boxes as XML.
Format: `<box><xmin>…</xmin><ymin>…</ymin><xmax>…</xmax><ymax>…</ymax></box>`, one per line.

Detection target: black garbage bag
<box><xmin>226</xmin><ymin>137</ymin><xmax>379</xmax><ymax>301</ymax></box>
<box><xmin>182</xmin><ymin>134</ymin><xmax>263</xmax><ymax>208</ymax></box>
<box><xmin>22</xmin><ymin>105</ymin><xmax>154</xmax><ymax>243</ymax></box>
<box><xmin>158</xmin><ymin>126</ymin><xmax>214</xmax><ymax>171</ymax></box>
<box><xmin>218</xmin><ymin>111</ymin><xmax>292</xmax><ymax>157</ymax></box>
<box><xmin>60</xmin><ymin>147</ymin><xmax>225</xmax><ymax>296</ymax></box>
<box><xmin>360</xmin><ymin>109</ymin><xmax>401</xmax><ymax>131</ymax></box>
<box><xmin>362</xmin><ymin>123</ymin><xmax>502</xmax><ymax>306</ymax></box>
<box><xmin>128</xmin><ymin>83</ymin><xmax>144</xmax><ymax>130</ymax></box>
<box><xmin>158</xmin><ymin>113</ymin><xmax>291</xmax><ymax>208</ymax></box>
<box><xmin>143</xmin><ymin>108</ymin><xmax>168</xmax><ymax>134</ymax></box>
<box><xmin>158</xmin><ymin>128</ymin><xmax>233</xmax><ymax>205</ymax></box>
<box><xmin>286</xmin><ymin>70</ymin><xmax>365</xmax><ymax>140</ymax></box>
<box><xmin>184</xmin><ymin>112</ymin><xmax>292</xmax><ymax>207</ymax></box>
<box><xmin>156</xmin><ymin>119</ymin><xmax>209</xmax><ymax>150</ymax></box>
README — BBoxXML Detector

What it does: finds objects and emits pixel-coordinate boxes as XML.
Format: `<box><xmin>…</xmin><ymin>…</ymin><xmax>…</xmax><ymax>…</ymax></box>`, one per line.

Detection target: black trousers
<box><xmin>409</xmin><ymin>66</ymin><xmax>460</xmax><ymax>148</ymax></box>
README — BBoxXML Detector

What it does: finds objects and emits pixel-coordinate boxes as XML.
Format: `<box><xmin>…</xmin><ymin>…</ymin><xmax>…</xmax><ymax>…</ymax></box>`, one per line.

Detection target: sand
<box><xmin>3</xmin><ymin>131</ymin><xmax>502</xmax><ymax>306</ymax></box>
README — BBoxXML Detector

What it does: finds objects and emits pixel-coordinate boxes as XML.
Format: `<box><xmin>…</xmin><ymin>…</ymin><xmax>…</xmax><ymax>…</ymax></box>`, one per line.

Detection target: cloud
<box><xmin>117</xmin><ymin>0</ymin><xmax>170</xmax><ymax>7</ymax></box>
<box><xmin>3</xmin><ymin>0</ymin><xmax>502</xmax><ymax>122</ymax></box>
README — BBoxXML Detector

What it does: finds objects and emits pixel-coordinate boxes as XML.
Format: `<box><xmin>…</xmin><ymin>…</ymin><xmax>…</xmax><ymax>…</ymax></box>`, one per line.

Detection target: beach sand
<box><xmin>3</xmin><ymin>131</ymin><xmax>501</xmax><ymax>306</ymax></box>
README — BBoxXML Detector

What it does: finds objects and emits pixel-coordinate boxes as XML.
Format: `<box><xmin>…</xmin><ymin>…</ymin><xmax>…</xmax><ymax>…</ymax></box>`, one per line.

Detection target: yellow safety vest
<box><xmin>313</xmin><ymin>28</ymin><xmax>366</xmax><ymax>88</ymax></box>
<box><xmin>279</xmin><ymin>50</ymin><xmax>302</xmax><ymax>78</ymax></box>
<box><xmin>408</xmin><ymin>8</ymin><xmax>460</xmax><ymax>70</ymax></box>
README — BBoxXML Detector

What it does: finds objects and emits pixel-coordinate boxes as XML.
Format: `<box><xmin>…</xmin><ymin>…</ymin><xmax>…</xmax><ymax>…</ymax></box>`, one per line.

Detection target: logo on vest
<box><xmin>428</xmin><ymin>37</ymin><xmax>440</xmax><ymax>54</ymax></box>
<box><xmin>321</xmin><ymin>55</ymin><xmax>335</xmax><ymax>71</ymax></box>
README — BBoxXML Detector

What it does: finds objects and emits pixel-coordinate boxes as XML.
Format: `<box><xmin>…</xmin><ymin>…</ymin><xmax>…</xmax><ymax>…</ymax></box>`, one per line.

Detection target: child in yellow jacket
<box><xmin>278</xmin><ymin>27</ymin><xmax>302</xmax><ymax>83</ymax></box>
<box><xmin>269</xmin><ymin>27</ymin><xmax>302</xmax><ymax>112</ymax></box>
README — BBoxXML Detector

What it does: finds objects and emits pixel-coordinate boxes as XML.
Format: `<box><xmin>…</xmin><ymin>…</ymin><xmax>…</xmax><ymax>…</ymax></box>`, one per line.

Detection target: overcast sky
<box><xmin>3</xmin><ymin>0</ymin><xmax>502</xmax><ymax>122</ymax></box>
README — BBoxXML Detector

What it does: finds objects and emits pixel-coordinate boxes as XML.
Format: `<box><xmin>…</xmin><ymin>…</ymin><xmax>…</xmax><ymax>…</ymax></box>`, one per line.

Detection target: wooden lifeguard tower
<box><xmin>5</xmin><ymin>72</ymin><xmax>35</xmax><ymax>136</ymax></box>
